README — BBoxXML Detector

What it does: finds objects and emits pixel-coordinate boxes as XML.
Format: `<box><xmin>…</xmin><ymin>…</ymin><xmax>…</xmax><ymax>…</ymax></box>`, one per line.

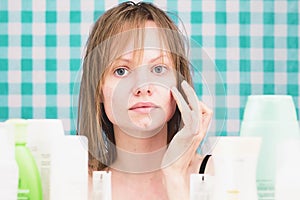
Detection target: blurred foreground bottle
<box><xmin>275</xmin><ymin>139</ymin><xmax>300</xmax><ymax>199</ymax></box>
<box><xmin>0</xmin><ymin>123</ymin><xmax>19</xmax><ymax>200</ymax></box>
<box><xmin>27</xmin><ymin>119</ymin><xmax>65</xmax><ymax>200</ymax></box>
<box><xmin>240</xmin><ymin>95</ymin><xmax>300</xmax><ymax>200</ymax></box>
<box><xmin>50</xmin><ymin>135</ymin><xmax>88</xmax><ymax>200</ymax></box>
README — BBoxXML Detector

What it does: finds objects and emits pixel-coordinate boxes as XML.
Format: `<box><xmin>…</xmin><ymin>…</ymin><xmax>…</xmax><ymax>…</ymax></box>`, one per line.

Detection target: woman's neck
<box><xmin>110</xmin><ymin>168</ymin><xmax>168</xmax><ymax>200</ymax></box>
<box><xmin>110</xmin><ymin>124</ymin><xmax>168</xmax><ymax>173</ymax></box>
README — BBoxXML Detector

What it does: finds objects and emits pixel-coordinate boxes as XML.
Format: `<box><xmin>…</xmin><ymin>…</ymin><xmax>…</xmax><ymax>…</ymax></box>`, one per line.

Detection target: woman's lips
<box><xmin>129</xmin><ymin>102</ymin><xmax>158</xmax><ymax>114</ymax></box>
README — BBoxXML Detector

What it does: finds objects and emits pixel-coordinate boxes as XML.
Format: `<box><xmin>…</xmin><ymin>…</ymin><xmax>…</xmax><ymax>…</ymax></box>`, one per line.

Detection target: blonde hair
<box><xmin>77</xmin><ymin>1</ymin><xmax>192</xmax><ymax>173</ymax></box>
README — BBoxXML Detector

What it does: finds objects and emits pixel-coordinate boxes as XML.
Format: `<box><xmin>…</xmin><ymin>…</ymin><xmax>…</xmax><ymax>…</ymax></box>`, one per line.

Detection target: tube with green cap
<box><xmin>6</xmin><ymin>119</ymin><xmax>43</xmax><ymax>200</ymax></box>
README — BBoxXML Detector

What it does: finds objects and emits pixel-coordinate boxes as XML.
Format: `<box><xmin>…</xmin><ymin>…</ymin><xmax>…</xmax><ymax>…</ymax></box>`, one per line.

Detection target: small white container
<box><xmin>50</xmin><ymin>135</ymin><xmax>88</xmax><ymax>200</ymax></box>
<box><xmin>93</xmin><ymin>171</ymin><xmax>112</xmax><ymax>200</ymax></box>
<box><xmin>190</xmin><ymin>174</ymin><xmax>214</xmax><ymax>200</ymax></box>
<box><xmin>0</xmin><ymin>124</ymin><xmax>19</xmax><ymax>200</ymax></box>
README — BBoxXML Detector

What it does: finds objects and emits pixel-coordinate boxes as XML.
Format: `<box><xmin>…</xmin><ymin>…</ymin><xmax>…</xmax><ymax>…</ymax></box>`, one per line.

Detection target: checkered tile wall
<box><xmin>0</xmin><ymin>0</ymin><xmax>299</xmax><ymax>135</ymax></box>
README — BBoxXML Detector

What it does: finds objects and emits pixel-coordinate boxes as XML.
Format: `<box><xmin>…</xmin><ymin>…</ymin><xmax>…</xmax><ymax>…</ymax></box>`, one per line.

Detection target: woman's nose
<box><xmin>134</xmin><ymin>84</ymin><xmax>153</xmax><ymax>96</ymax></box>
<box><xmin>132</xmin><ymin>66</ymin><xmax>154</xmax><ymax>96</ymax></box>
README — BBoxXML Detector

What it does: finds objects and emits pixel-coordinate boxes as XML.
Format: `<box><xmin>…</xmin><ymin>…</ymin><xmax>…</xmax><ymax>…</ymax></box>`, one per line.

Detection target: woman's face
<box><xmin>101</xmin><ymin>21</ymin><xmax>177</xmax><ymax>138</ymax></box>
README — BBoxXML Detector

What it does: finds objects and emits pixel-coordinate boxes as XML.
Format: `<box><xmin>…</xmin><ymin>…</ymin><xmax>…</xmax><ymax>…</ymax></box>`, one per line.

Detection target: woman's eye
<box><xmin>152</xmin><ymin>65</ymin><xmax>167</xmax><ymax>74</ymax></box>
<box><xmin>114</xmin><ymin>67</ymin><xmax>129</xmax><ymax>77</ymax></box>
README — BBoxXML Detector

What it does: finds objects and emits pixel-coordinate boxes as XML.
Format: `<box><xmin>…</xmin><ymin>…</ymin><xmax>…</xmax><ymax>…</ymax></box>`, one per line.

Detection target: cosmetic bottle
<box><xmin>0</xmin><ymin>123</ymin><xmax>19</xmax><ymax>200</ymax></box>
<box><xmin>26</xmin><ymin>119</ymin><xmax>65</xmax><ymax>200</ymax></box>
<box><xmin>50</xmin><ymin>135</ymin><xmax>88</xmax><ymax>200</ymax></box>
<box><xmin>240</xmin><ymin>95</ymin><xmax>300</xmax><ymax>200</ymax></box>
<box><xmin>209</xmin><ymin>136</ymin><xmax>261</xmax><ymax>200</ymax></box>
<box><xmin>6</xmin><ymin>119</ymin><xmax>43</xmax><ymax>200</ymax></box>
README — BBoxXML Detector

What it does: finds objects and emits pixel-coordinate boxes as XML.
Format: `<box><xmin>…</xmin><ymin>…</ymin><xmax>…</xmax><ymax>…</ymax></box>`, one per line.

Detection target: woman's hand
<box><xmin>161</xmin><ymin>80</ymin><xmax>213</xmax><ymax>200</ymax></box>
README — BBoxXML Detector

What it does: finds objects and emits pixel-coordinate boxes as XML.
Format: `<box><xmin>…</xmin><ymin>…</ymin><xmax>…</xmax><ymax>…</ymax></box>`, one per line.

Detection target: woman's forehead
<box><xmin>119</xmin><ymin>28</ymin><xmax>168</xmax><ymax>53</ymax></box>
<box><xmin>102</xmin><ymin>22</ymin><xmax>184</xmax><ymax>68</ymax></box>
<box><xmin>106</xmin><ymin>28</ymin><xmax>172</xmax><ymax>65</ymax></box>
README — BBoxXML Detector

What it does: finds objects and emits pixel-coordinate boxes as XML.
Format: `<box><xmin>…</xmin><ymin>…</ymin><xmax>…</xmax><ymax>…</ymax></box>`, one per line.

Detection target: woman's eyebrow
<box><xmin>115</xmin><ymin>53</ymin><xmax>170</xmax><ymax>63</ymax></box>
<box><xmin>115</xmin><ymin>58</ymin><xmax>131</xmax><ymax>63</ymax></box>
<box><xmin>149</xmin><ymin>53</ymin><xmax>170</xmax><ymax>63</ymax></box>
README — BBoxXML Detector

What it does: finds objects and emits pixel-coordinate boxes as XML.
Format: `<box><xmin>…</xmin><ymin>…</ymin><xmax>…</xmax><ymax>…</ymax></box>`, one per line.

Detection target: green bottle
<box><xmin>7</xmin><ymin>119</ymin><xmax>43</xmax><ymax>200</ymax></box>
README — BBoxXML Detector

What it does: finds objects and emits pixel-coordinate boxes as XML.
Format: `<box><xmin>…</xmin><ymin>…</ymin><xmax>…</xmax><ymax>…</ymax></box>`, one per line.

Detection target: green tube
<box><xmin>7</xmin><ymin>119</ymin><xmax>43</xmax><ymax>200</ymax></box>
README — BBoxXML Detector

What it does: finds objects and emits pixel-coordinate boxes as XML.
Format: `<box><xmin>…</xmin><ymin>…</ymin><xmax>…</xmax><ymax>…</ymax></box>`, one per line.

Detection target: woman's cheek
<box><xmin>164</xmin><ymin>91</ymin><xmax>177</xmax><ymax>121</ymax></box>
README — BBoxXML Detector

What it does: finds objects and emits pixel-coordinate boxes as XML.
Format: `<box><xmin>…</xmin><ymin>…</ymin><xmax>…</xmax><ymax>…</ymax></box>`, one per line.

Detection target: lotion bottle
<box><xmin>6</xmin><ymin>119</ymin><xmax>43</xmax><ymax>200</ymax></box>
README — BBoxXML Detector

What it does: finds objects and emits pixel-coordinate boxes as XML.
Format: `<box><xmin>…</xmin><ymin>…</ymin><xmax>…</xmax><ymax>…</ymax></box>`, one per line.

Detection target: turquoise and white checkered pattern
<box><xmin>0</xmin><ymin>0</ymin><xmax>299</xmax><ymax>135</ymax></box>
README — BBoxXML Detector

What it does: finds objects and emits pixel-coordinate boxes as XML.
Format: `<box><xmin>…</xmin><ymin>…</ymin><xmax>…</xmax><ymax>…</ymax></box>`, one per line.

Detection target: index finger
<box><xmin>171</xmin><ymin>86</ymin><xmax>191</xmax><ymax>124</ymax></box>
<box><xmin>181</xmin><ymin>80</ymin><xmax>200</xmax><ymax>115</ymax></box>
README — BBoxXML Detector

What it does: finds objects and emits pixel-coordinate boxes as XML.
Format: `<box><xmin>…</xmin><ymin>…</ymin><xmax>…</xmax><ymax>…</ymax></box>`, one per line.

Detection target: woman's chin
<box><xmin>118</xmin><ymin>118</ymin><xmax>167</xmax><ymax>139</ymax></box>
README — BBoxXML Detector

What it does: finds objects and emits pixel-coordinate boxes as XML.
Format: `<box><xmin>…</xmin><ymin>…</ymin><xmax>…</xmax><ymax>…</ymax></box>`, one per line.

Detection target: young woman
<box><xmin>77</xmin><ymin>1</ymin><xmax>213</xmax><ymax>199</ymax></box>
